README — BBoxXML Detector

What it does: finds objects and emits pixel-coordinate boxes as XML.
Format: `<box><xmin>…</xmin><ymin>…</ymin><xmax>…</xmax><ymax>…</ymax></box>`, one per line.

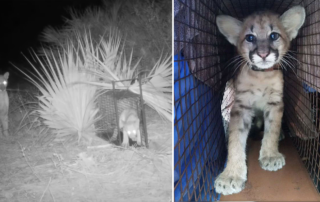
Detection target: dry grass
<box><xmin>5</xmin><ymin>89</ymin><xmax>45</xmax><ymax>142</ymax></box>
<box><xmin>0</xmin><ymin>102</ymin><xmax>171</xmax><ymax>201</ymax></box>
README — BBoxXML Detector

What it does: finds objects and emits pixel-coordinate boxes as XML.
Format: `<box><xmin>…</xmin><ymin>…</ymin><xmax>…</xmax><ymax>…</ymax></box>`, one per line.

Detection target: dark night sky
<box><xmin>1</xmin><ymin>0</ymin><xmax>102</xmax><ymax>72</ymax></box>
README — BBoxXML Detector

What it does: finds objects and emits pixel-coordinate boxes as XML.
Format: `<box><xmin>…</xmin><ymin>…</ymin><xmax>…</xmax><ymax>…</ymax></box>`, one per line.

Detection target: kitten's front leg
<box><xmin>122</xmin><ymin>130</ymin><xmax>129</xmax><ymax>147</ymax></box>
<box><xmin>259</xmin><ymin>101</ymin><xmax>285</xmax><ymax>171</ymax></box>
<box><xmin>214</xmin><ymin>103</ymin><xmax>253</xmax><ymax>195</ymax></box>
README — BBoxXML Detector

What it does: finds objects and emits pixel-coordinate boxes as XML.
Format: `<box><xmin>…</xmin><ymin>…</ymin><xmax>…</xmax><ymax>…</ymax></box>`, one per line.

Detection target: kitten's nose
<box><xmin>257</xmin><ymin>52</ymin><xmax>269</xmax><ymax>59</ymax></box>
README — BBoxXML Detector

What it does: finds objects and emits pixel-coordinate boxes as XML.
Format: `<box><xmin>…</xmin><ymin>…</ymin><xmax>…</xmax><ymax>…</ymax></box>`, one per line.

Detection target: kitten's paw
<box><xmin>259</xmin><ymin>153</ymin><xmax>285</xmax><ymax>171</ymax></box>
<box><xmin>121</xmin><ymin>142</ymin><xmax>129</xmax><ymax>148</ymax></box>
<box><xmin>214</xmin><ymin>172</ymin><xmax>246</xmax><ymax>195</ymax></box>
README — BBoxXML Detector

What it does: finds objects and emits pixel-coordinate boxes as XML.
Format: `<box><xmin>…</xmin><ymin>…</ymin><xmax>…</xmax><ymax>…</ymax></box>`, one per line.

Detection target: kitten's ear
<box><xmin>280</xmin><ymin>6</ymin><xmax>306</xmax><ymax>40</ymax></box>
<box><xmin>4</xmin><ymin>72</ymin><xmax>9</xmax><ymax>80</ymax></box>
<box><xmin>216</xmin><ymin>15</ymin><xmax>243</xmax><ymax>46</ymax></box>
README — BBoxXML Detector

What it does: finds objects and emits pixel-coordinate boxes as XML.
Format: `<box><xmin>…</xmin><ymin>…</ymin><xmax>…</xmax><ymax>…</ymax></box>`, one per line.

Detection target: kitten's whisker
<box><xmin>232</xmin><ymin>59</ymin><xmax>245</xmax><ymax>76</ymax></box>
<box><xmin>283</xmin><ymin>57</ymin><xmax>297</xmax><ymax>70</ymax></box>
<box><xmin>279</xmin><ymin>61</ymin><xmax>287</xmax><ymax>71</ymax></box>
<box><xmin>287</xmin><ymin>50</ymin><xmax>298</xmax><ymax>54</ymax></box>
<box><xmin>224</xmin><ymin>56</ymin><xmax>243</xmax><ymax>69</ymax></box>
<box><xmin>284</xmin><ymin>53</ymin><xmax>300</xmax><ymax>61</ymax></box>
<box><xmin>281</xmin><ymin>58</ymin><xmax>298</xmax><ymax>78</ymax></box>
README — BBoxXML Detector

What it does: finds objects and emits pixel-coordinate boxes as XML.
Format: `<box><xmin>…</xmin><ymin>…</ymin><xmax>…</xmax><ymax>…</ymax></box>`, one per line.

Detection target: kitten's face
<box><xmin>124</xmin><ymin>121</ymin><xmax>139</xmax><ymax>141</ymax></box>
<box><xmin>0</xmin><ymin>72</ymin><xmax>9</xmax><ymax>91</ymax></box>
<box><xmin>216</xmin><ymin>6</ymin><xmax>305</xmax><ymax>70</ymax></box>
<box><xmin>238</xmin><ymin>12</ymin><xmax>290</xmax><ymax>69</ymax></box>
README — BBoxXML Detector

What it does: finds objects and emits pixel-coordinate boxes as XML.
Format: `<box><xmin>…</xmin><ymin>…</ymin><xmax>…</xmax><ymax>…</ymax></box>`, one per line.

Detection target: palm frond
<box><xmin>129</xmin><ymin>55</ymin><xmax>172</xmax><ymax>121</ymax></box>
<box><xmin>80</xmin><ymin>30</ymin><xmax>172</xmax><ymax>121</ymax></box>
<box><xmin>16</xmin><ymin>36</ymin><xmax>100</xmax><ymax>143</ymax></box>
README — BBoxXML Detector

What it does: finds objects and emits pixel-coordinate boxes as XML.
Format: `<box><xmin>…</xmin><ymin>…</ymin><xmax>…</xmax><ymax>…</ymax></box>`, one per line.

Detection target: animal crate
<box><xmin>95</xmin><ymin>77</ymin><xmax>148</xmax><ymax>147</ymax></box>
<box><xmin>174</xmin><ymin>0</ymin><xmax>320</xmax><ymax>201</ymax></box>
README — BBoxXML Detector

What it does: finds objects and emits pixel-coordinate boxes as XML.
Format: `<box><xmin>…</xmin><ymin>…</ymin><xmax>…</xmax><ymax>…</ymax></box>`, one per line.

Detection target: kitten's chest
<box><xmin>234</xmin><ymin>70</ymin><xmax>283</xmax><ymax>109</ymax></box>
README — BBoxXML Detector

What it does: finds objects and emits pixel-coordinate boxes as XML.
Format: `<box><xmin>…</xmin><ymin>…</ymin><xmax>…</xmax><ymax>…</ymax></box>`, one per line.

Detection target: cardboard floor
<box><xmin>220</xmin><ymin>137</ymin><xmax>320</xmax><ymax>201</ymax></box>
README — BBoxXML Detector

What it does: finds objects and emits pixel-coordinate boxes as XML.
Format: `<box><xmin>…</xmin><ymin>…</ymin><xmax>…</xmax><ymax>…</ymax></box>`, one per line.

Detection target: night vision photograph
<box><xmin>1</xmin><ymin>0</ymin><xmax>172</xmax><ymax>201</ymax></box>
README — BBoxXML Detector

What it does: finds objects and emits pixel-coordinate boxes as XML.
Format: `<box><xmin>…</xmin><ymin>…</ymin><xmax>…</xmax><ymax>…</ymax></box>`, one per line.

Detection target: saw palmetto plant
<box><xmin>80</xmin><ymin>30</ymin><xmax>172</xmax><ymax>122</ymax></box>
<box><xmin>18</xmin><ymin>37</ymin><xmax>100</xmax><ymax>144</ymax></box>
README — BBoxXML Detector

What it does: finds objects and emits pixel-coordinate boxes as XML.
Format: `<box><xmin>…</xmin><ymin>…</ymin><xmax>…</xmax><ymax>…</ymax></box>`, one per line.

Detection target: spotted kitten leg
<box><xmin>214</xmin><ymin>103</ymin><xmax>253</xmax><ymax>195</ymax></box>
<box><xmin>259</xmin><ymin>101</ymin><xmax>285</xmax><ymax>171</ymax></box>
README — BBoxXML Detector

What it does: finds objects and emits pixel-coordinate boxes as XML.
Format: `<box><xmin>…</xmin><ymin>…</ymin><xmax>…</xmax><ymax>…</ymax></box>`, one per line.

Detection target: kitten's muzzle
<box><xmin>257</xmin><ymin>51</ymin><xmax>270</xmax><ymax>60</ymax></box>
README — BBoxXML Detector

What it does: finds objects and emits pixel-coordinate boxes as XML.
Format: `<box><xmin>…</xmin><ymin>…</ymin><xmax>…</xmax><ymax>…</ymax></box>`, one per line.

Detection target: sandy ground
<box><xmin>0</xmin><ymin>90</ymin><xmax>172</xmax><ymax>202</ymax></box>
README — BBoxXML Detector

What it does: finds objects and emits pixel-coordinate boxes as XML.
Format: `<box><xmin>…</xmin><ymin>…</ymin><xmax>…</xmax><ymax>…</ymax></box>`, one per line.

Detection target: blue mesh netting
<box><xmin>174</xmin><ymin>53</ymin><xmax>227</xmax><ymax>201</ymax></box>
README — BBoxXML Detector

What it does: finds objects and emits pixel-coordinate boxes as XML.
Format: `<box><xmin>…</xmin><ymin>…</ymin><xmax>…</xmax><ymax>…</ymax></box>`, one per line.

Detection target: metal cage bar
<box><xmin>288</xmin><ymin>0</ymin><xmax>320</xmax><ymax>192</ymax></box>
<box><xmin>114</xmin><ymin>77</ymin><xmax>148</xmax><ymax>147</ymax></box>
<box><xmin>99</xmin><ymin>77</ymin><xmax>148</xmax><ymax>147</ymax></box>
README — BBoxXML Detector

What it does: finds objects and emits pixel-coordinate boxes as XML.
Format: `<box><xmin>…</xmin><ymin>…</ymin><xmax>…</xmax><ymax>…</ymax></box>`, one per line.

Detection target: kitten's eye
<box><xmin>128</xmin><ymin>131</ymin><xmax>131</xmax><ymax>135</ymax></box>
<box><xmin>3</xmin><ymin>81</ymin><xmax>7</xmax><ymax>85</ymax></box>
<box><xmin>133</xmin><ymin>130</ymin><xmax>136</xmax><ymax>134</ymax></box>
<box><xmin>270</xmin><ymin>32</ymin><xmax>279</xmax><ymax>41</ymax></box>
<box><xmin>245</xmin><ymin>34</ymin><xmax>256</xmax><ymax>42</ymax></box>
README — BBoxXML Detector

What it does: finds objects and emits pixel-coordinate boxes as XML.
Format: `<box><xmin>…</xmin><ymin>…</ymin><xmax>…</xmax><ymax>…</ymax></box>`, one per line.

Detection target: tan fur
<box><xmin>0</xmin><ymin>72</ymin><xmax>9</xmax><ymax>137</ymax></box>
<box><xmin>119</xmin><ymin>109</ymin><xmax>141</xmax><ymax>147</ymax></box>
<box><xmin>215</xmin><ymin>6</ymin><xmax>305</xmax><ymax>195</ymax></box>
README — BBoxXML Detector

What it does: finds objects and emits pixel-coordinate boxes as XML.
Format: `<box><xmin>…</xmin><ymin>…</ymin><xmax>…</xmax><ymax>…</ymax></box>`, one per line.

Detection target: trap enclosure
<box><xmin>95</xmin><ymin>77</ymin><xmax>148</xmax><ymax>147</ymax></box>
<box><xmin>174</xmin><ymin>0</ymin><xmax>320</xmax><ymax>201</ymax></box>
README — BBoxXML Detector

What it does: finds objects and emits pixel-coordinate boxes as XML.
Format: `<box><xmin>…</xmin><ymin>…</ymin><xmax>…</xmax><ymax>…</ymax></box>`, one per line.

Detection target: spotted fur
<box><xmin>214</xmin><ymin>6</ymin><xmax>305</xmax><ymax>195</ymax></box>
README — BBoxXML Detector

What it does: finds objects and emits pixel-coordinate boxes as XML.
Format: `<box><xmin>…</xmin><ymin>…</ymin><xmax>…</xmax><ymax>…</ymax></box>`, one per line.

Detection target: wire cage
<box><xmin>95</xmin><ymin>76</ymin><xmax>149</xmax><ymax>148</ymax></box>
<box><xmin>174</xmin><ymin>0</ymin><xmax>320</xmax><ymax>201</ymax></box>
